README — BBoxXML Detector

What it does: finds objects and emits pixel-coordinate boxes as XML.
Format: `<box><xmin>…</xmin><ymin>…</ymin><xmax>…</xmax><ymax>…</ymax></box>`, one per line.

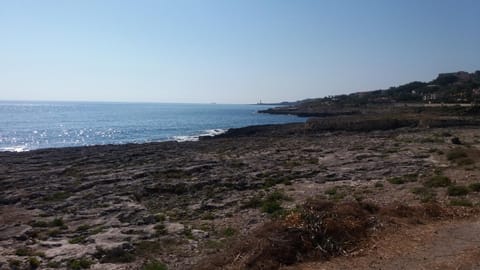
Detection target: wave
<box><xmin>172</xmin><ymin>129</ymin><xmax>227</xmax><ymax>142</ymax></box>
<box><xmin>0</xmin><ymin>146</ymin><xmax>29</xmax><ymax>152</ymax></box>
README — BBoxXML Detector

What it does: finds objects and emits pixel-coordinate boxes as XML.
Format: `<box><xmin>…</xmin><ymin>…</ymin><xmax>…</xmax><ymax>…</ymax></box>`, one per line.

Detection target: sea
<box><xmin>0</xmin><ymin>101</ymin><xmax>305</xmax><ymax>152</ymax></box>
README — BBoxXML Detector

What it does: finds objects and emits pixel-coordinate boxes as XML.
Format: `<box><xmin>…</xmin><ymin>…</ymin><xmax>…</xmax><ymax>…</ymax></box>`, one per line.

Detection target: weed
<box><xmin>447</xmin><ymin>148</ymin><xmax>468</xmax><ymax>161</ymax></box>
<box><xmin>411</xmin><ymin>187</ymin><xmax>436</xmax><ymax>202</ymax></box>
<box><xmin>69</xmin><ymin>236</ymin><xmax>87</xmax><ymax>244</ymax></box>
<box><xmin>44</xmin><ymin>191</ymin><xmax>71</xmax><ymax>201</ymax></box>
<box><xmin>46</xmin><ymin>261</ymin><xmax>61</xmax><ymax>268</ymax></box>
<box><xmin>15</xmin><ymin>247</ymin><xmax>31</xmax><ymax>256</ymax></box>
<box><xmin>424</xmin><ymin>175</ymin><xmax>451</xmax><ymax>188</ymax></box>
<box><xmin>240</xmin><ymin>196</ymin><xmax>263</xmax><ymax>209</ymax></box>
<box><xmin>450</xmin><ymin>198</ymin><xmax>473</xmax><ymax>207</ymax></box>
<box><xmin>388</xmin><ymin>174</ymin><xmax>418</xmax><ymax>185</ymax></box>
<box><xmin>67</xmin><ymin>258</ymin><xmax>92</xmax><ymax>270</ymax></box>
<box><xmin>50</xmin><ymin>218</ymin><xmax>65</xmax><ymax>227</ymax></box>
<box><xmin>76</xmin><ymin>225</ymin><xmax>90</xmax><ymax>232</ymax></box>
<box><xmin>374</xmin><ymin>182</ymin><xmax>384</xmax><ymax>188</ymax></box>
<box><xmin>95</xmin><ymin>246</ymin><xmax>135</xmax><ymax>263</ymax></box>
<box><xmin>447</xmin><ymin>185</ymin><xmax>470</xmax><ymax>196</ymax></box>
<box><xmin>222</xmin><ymin>227</ymin><xmax>236</xmax><ymax>237</ymax></box>
<box><xmin>324</xmin><ymin>187</ymin><xmax>338</xmax><ymax>195</ymax></box>
<box><xmin>142</xmin><ymin>260</ymin><xmax>168</xmax><ymax>270</ymax></box>
<box><xmin>469</xmin><ymin>183</ymin><xmax>480</xmax><ymax>192</ymax></box>
<box><xmin>154</xmin><ymin>224</ymin><xmax>167</xmax><ymax>236</ymax></box>
<box><xmin>154</xmin><ymin>213</ymin><xmax>166</xmax><ymax>222</ymax></box>
<box><xmin>28</xmin><ymin>257</ymin><xmax>40</xmax><ymax>269</ymax></box>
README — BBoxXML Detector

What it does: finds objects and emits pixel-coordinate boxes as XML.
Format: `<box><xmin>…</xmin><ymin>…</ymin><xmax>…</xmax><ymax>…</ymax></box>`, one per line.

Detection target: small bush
<box><xmin>15</xmin><ymin>247</ymin><xmax>31</xmax><ymax>256</ymax></box>
<box><xmin>388</xmin><ymin>177</ymin><xmax>405</xmax><ymax>185</ymax></box>
<box><xmin>240</xmin><ymin>196</ymin><xmax>263</xmax><ymax>209</ymax></box>
<box><xmin>222</xmin><ymin>227</ymin><xmax>237</xmax><ymax>237</ymax></box>
<box><xmin>261</xmin><ymin>200</ymin><xmax>283</xmax><ymax>215</ymax></box>
<box><xmin>67</xmin><ymin>258</ymin><xmax>92</xmax><ymax>270</ymax></box>
<box><xmin>450</xmin><ymin>198</ymin><xmax>473</xmax><ymax>207</ymax></box>
<box><xmin>31</xmin><ymin>220</ymin><xmax>49</xmax><ymax>227</ymax></box>
<box><xmin>447</xmin><ymin>185</ymin><xmax>470</xmax><ymax>196</ymax></box>
<box><xmin>424</xmin><ymin>175</ymin><xmax>451</xmax><ymax>187</ymax></box>
<box><xmin>50</xmin><ymin>218</ymin><xmax>65</xmax><ymax>228</ymax></box>
<box><xmin>412</xmin><ymin>187</ymin><xmax>436</xmax><ymax>203</ymax></box>
<box><xmin>457</xmin><ymin>158</ymin><xmax>474</xmax><ymax>166</ymax></box>
<box><xmin>95</xmin><ymin>246</ymin><xmax>135</xmax><ymax>263</ymax></box>
<box><xmin>324</xmin><ymin>187</ymin><xmax>338</xmax><ymax>195</ymax></box>
<box><xmin>374</xmin><ymin>182</ymin><xmax>384</xmax><ymax>188</ymax></box>
<box><xmin>469</xmin><ymin>183</ymin><xmax>480</xmax><ymax>192</ymax></box>
<box><xmin>154</xmin><ymin>224</ymin><xmax>167</xmax><ymax>236</ymax></box>
<box><xmin>142</xmin><ymin>260</ymin><xmax>168</xmax><ymax>270</ymax></box>
<box><xmin>69</xmin><ymin>236</ymin><xmax>87</xmax><ymax>244</ymax></box>
<box><xmin>154</xmin><ymin>214</ymin><xmax>166</xmax><ymax>222</ymax></box>
<box><xmin>76</xmin><ymin>225</ymin><xmax>90</xmax><ymax>232</ymax></box>
<box><xmin>44</xmin><ymin>191</ymin><xmax>71</xmax><ymax>201</ymax></box>
<box><xmin>28</xmin><ymin>257</ymin><xmax>40</xmax><ymax>269</ymax></box>
<box><xmin>388</xmin><ymin>174</ymin><xmax>418</xmax><ymax>185</ymax></box>
<box><xmin>447</xmin><ymin>148</ymin><xmax>468</xmax><ymax>161</ymax></box>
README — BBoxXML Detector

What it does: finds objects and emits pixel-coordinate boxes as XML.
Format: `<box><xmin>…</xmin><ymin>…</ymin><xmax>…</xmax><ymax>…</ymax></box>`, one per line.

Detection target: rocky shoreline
<box><xmin>2</xmin><ymin>115</ymin><xmax>480</xmax><ymax>269</ymax></box>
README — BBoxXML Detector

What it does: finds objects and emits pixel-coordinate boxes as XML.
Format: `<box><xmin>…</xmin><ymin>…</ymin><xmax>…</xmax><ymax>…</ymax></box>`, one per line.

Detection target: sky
<box><xmin>1</xmin><ymin>0</ymin><xmax>479</xmax><ymax>104</ymax></box>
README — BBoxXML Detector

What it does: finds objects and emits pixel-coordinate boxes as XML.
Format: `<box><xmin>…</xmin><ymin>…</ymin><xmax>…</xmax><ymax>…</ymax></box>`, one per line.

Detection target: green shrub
<box><xmin>44</xmin><ymin>191</ymin><xmax>71</xmax><ymax>201</ymax></box>
<box><xmin>447</xmin><ymin>185</ymin><xmax>470</xmax><ymax>196</ymax></box>
<box><xmin>50</xmin><ymin>218</ymin><xmax>65</xmax><ymax>227</ymax></box>
<box><xmin>154</xmin><ymin>224</ymin><xmax>167</xmax><ymax>236</ymax></box>
<box><xmin>67</xmin><ymin>258</ymin><xmax>92</xmax><ymax>270</ymax></box>
<box><xmin>447</xmin><ymin>148</ymin><xmax>468</xmax><ymax>161</ymax></box>
<box><xmin>261</xmin><ymin>200</ymin><xmax>282</xmax><ymax>214</ymax></box>
<box><xmin>424</xmin><ymin>175</ymin><xmax>451</xmax><ymax>187</ymax></box>
<box><xmin>240</xmin><ymin>196</ymin><xmax>263</xmax><ymax>209</ymax></box>
<box><xmin>69</xmin><ymin>236</ymin><xmax>87</xmax><ymax>244</ymax></box>
<box><xmin>76</xmin><ymin>225</ymin><xmax>90</xmax><ymax>232</ymax></box>
<box><xmin>450</xmin><ymin>198</ymin><xmax>473</xmax><ymax>207</ymax></box>
<box><xmin>324</xmin><ymin>187</ymin><xmax>338</xmax><ymax>195</ymax></box>
<box><xmin>222</xmin><ymin>227</ymin><xmax>236</xmax><ymax>237</ymax></box>
<box><xmin>28</xmin><ymin>257</ymin><xmax>40</xmax><ymax>269</ymax></box>
<box><xmin>388</xmin><ymin>177</ymin><xmax>405</xmax><ymax>185</ymax></box>
<box><xmin>411</xmin><ymin>187</ymin><xmax>436</xmax><ymax>203</ymax></box>
<box><xmin>15</xmin><ymin>247</ymin><xmax>31</xmax><ymax>256</ymax></box>
<box><xmin>469</xmin><ymin>182</ymin><xmax>480</xmax><ymax>192</ymax></box>
<box><xmin>142</xmin><ymin>260</ymin><xmax>168</xmax><ymax>270</ymax></box>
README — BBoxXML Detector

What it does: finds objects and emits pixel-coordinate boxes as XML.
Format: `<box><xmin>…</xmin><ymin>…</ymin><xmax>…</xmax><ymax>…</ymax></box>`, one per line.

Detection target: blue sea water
<box><xmin>0</xmin><ymin>101</ymin><xmax>304</xmax><ymax>152</ymax></box>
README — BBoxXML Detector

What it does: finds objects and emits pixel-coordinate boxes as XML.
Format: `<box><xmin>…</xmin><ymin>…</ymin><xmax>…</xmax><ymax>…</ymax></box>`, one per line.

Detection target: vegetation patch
<box><xmin>95</xmin><ymin>246</ymin><xmax>135</xmax><ymax>263</ymax></box>
<box><xmin>324</xmin><ymin>186</ymin><xmax>346</xmax><ymax>201</ymax></box>
<box><xmin>67</xmin><ymin>258</ymin><xmax>92</xmax><ymax>270</ymax></box>
<box><xmin>387</xmin><ymin>174</ymin><xmax>418</xmax><ymax>185</ymax></box>
<box><xmin>447</xmin><ymin>185</ymin><xmax>470</xmax><ymax>196</ymax></box>
<box><xmin>411</xmin><ymin>187</ymin><xmax>436</xmax><ymax>203</ymax></box>
<box><xmin>44</xmin><ymin>191</ymin><xmax>71</xmax><ymax>201</ymax></box>
<box><xmin>450</xmin><ymin>198</ymin><xmax>473</xmax><ymax>207</ymax></box>
<box><xmin>69</xmin><ymin>236</ymin><xmax>87</xmax><ymax>244</ymax></box>
<box><xmin>424</xmin><ymin>175</ymin><xmax>452</xmax><ymax>188</ymax></box>
<box><xmin>446</xmin><ymin>148</ymin><xmax>475</xmax><ymax>166</ymax></box>
<box><xmin>468</xmin><ymin>182</ymin><xmax>480</xmax><ymax>192</ymax></box>
<box><xmin>28</xmin><ymin>257</ymin><xmax>41</xmax><ymax>269</ymax></box>
<box><xmin>222</xmin><ymin>227</ymin><xmax>236</xmax><ymax>237</ymax></box>
<box><xmin>142</xmin><ymin>260</ymin><xmax>168</xmax><ymax>270</ymax></box>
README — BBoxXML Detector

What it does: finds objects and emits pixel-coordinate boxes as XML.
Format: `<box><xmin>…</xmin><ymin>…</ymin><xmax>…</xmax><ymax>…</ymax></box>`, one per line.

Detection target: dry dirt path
<box><xmin>287</xmin><ymin>217</ymin><xmax>480</xmax><ymax>270</ymax></box>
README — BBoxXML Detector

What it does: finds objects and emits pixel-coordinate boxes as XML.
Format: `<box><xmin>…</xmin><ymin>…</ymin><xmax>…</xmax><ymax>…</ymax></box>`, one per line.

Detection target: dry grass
<box><xmin>193</xmin><ymin>199</ymin><xmax>451</xmax><ymax>270</ymax></box>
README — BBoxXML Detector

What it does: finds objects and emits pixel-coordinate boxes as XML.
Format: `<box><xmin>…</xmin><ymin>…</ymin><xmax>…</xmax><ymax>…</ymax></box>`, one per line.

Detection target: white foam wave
<box><xmin>172</xmin><ymin>129</ymin><xmax>227</xmax><ymax>142</ymax></box>
<box><xmin>0</xmin><ymin>146</ymin><xmax>29</xmax><ymax>152</ymax></box>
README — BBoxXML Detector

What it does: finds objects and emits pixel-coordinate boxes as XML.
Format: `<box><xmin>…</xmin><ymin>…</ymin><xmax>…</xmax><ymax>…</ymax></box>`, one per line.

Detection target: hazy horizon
<box><xmin>1</xmin><ymin>0</ymin><xmax>479</xmax><ymax>104</ymax></box>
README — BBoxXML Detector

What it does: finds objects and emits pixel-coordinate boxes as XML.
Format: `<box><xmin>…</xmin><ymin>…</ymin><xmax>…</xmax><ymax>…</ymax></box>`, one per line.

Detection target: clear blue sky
<box><xmin>1</xmin><ymin>0</ymin><xmax>479</xmax><ymax>104</ymax></box>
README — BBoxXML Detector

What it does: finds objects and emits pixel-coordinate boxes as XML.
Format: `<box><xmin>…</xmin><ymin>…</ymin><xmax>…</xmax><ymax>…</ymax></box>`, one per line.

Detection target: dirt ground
<box><xmin>287</xmin><ymin>217</ymin><xmax>480</xmax><ymax>270</ymax></box>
